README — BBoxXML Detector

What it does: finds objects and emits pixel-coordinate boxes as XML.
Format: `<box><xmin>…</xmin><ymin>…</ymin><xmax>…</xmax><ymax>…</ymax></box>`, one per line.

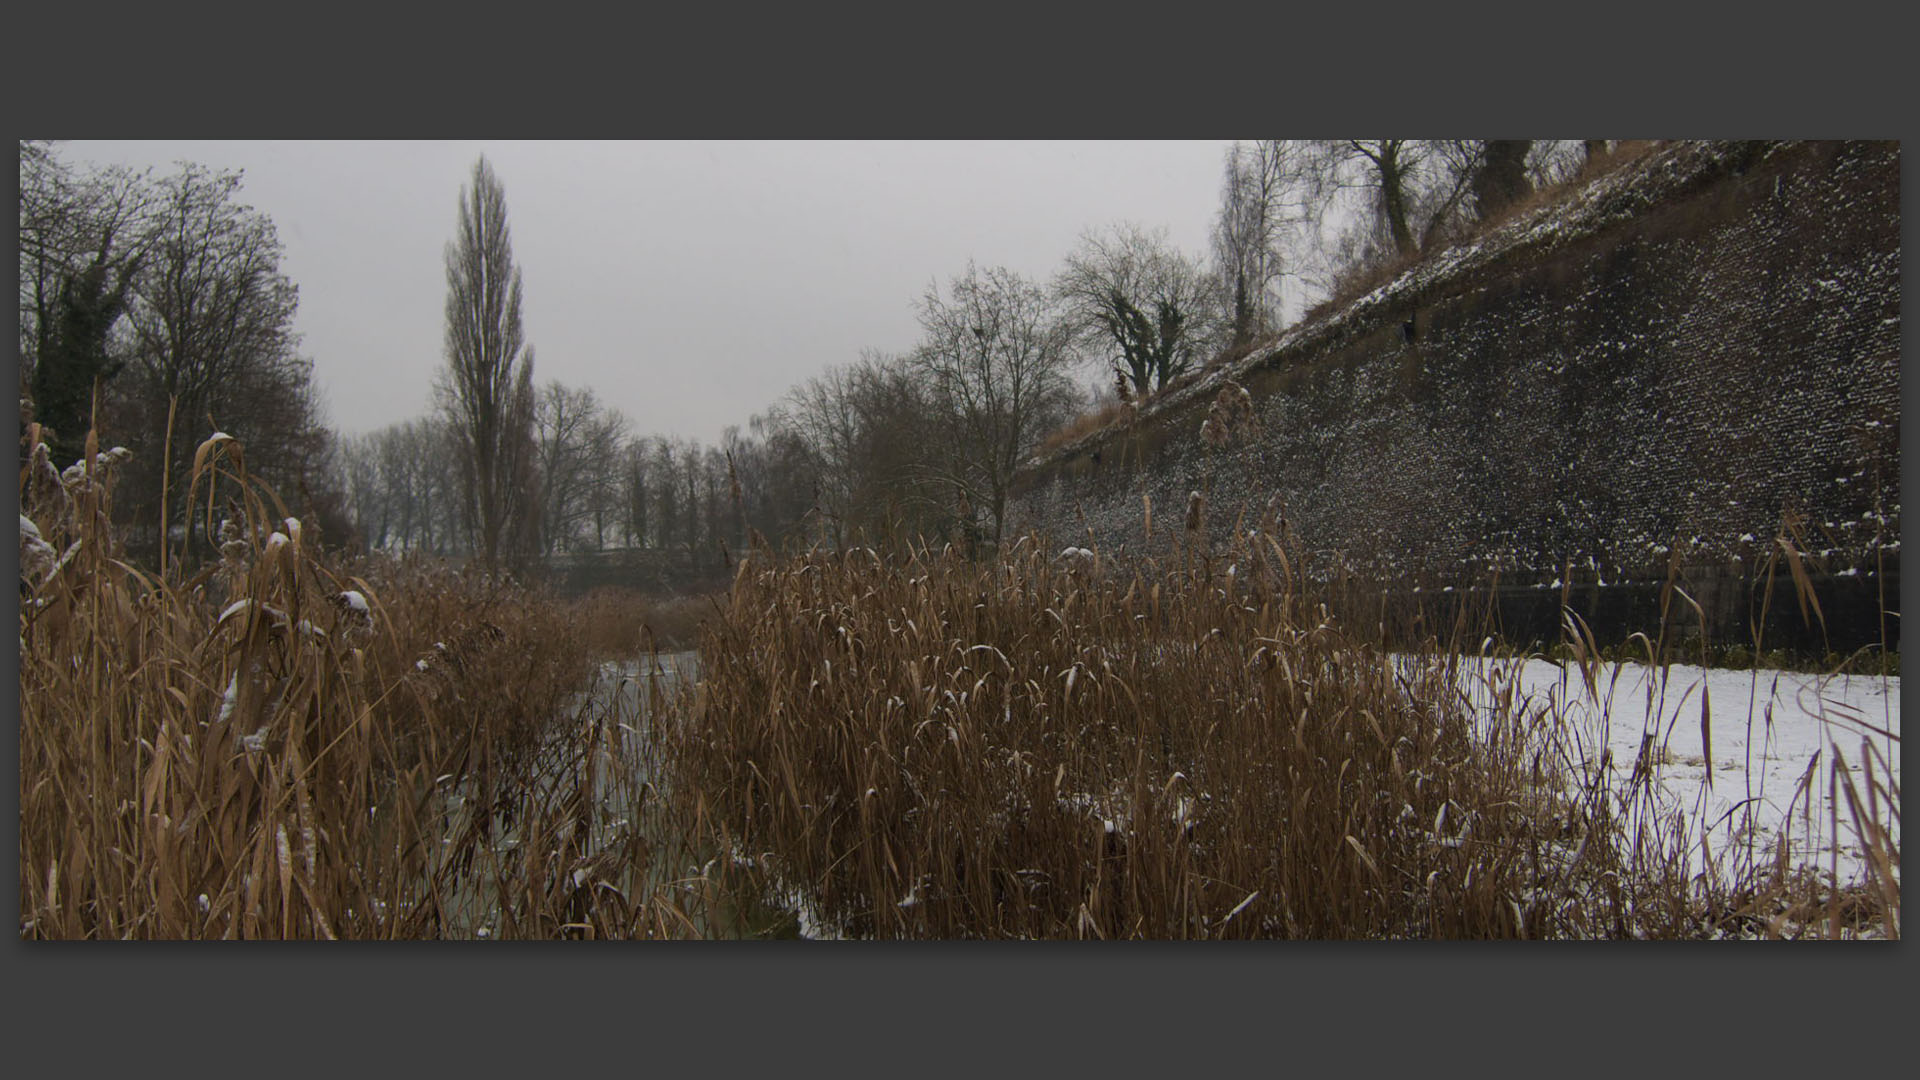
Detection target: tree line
<box><xmin>19</xmin><ymin>140</ymin><xmax>348</xmax><ymax>563</ymax></box>
<box><xmin>22</xmin><ymin>140</ymin><xmax>1608</xmax><ymax>575</ymax></box>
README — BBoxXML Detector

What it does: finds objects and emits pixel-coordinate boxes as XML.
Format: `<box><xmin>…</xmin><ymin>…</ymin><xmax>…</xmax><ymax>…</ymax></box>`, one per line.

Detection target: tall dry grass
<box><xmin>568</xmin><ymin>585</ymin><xmax>718</xmax><ymax>656</ymax></box>
<box><xmin>662</xmin><ymin>497</ymin><xmax>1898</xmax><ymax>939</ymax></box>
<box><xmin>23</xmin><ymin>423</ymin><xmax>1891</xmax><ymax>940</ymax></box>
<box><xmin>18</xmin><ymin>424</ymin><xmax>704</xmax><ymax>939</ymax></box>
<box><xmin>666</xmin><ymin>520</ymin><xmax>1647</xmax><ymax>939</ymax></box>
<box><xmin>1035</xmin><ymin>396</ymin><xmax>1137</xmax><ymax>457</ymax></box>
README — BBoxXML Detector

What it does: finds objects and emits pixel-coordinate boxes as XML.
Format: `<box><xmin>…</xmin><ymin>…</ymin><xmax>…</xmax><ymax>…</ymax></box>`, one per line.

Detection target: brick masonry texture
<box><xmin>1007</xmin><ymin>141</ymin><xmax>1900</xmax><ymax>645</ymax></box>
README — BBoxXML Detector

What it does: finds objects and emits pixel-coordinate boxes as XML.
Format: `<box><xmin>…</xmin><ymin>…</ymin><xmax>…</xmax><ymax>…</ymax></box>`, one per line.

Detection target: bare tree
<box><xmin>1298</xmin><ymin>141</ymin><xmax>1430</xmax><ymax>260</ymax></box>
<box><xmin>530</xmin><ymin>379</ymin><xmax>629</xmax><ymax>553</ymax></box>
<box><xmin>1212</xmin><ymin>140</ymin><xmax>1302</xmax><ymax>345</ymax></box>
<box><xmin>1299</xmin><ymin>140</ymin><xmax>1427</xmax><ymax>261</ymax></box>
<box><xmin>621</xmin><ymin>436</ymin><xmax>650</xmax><ymax>548</ymax></box>
<box><xmin>1056</xmin><ymin>223</ymin><xmax>1222</xmax><ymax>398</ymax></box>
<box><xmin>702</xmin><ymin>444</ymin><xmax>728</xmax><ymax>562</ymax></box>
<box><xmin>339</xmin><ymin>417</ymin><xmax>460</xmax><ymax>553</ymax></box>
<box><xmin>1530</xmin><ymin>141</ymin><xmax>1590</xmax><ymax>188</ymax></box>
<box><xmin>437</xmin><ymin>155</ymin><xmax>537</xmax><ymax>570</ymax></box>
<box><xmin>844</xmin><ymin>357</ymin><xmax>950</xmax><ymax>540</ymax></box>
<box><xmin>681</xmin><ymin>438</ymin><xmax>703</xmax><ymax>563</ymax></box>
<box><xmin>1290</xmin><ymin>139</ymin><xmax>1498</xmax><ymax>299</ymax></box>
<box><xmin>775</xmin><ymin>350</ymin><xmax>949</xmax><ymax>546</ymax></box>
<box><xmin>378</xmin><ymin>422</ymin><xmax>421</xmax><ymax>551</ymax></box>
<box><xmin>403</xmin><ymin>417</ymin><xmax>463</xmax><ymax>553</ymax></box>
<box><xmin>339</xmin><ymin>431</ymin><xmax>386</xmax><ymax>549</ymax></box>
<box><xmin>580</xmin><ymin>405</ymin><xmax>627</xmax><ymax>551</ymax></box>
<box><xmin>649</xmin><ymin>437</ymin><xmax>682</xmax><ymax>553</ymax></box>
<box><xmin>19</xmin><ymin>142</ymin><xmax>156</xmax><ymax>467</ymax></box>
<box><xmin>532</xmin><ymin>379</ymin><xmax>596</xmax><ymax>555</ymax></box>
<box><xmin>778</xmin><ymin>360</ymin><xmax>868</xmax><ymax>546</ymax></box>
<box><xmin>731</xmin><ymin>410</ymin><xmax>818</xmax><ymax>548</ymax></box>
<box><xmin>109</xmin><ymin>162</ymin><xmax>331</xmax><ymax>559</ymax></box>
<box><xmin>913</xmin><ymin>262</ymin><xmax>1078</xmax><ymax>547</ymax></box>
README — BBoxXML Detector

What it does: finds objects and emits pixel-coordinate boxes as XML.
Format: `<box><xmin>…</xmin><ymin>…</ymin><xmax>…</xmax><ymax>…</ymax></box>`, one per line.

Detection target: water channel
<box><xmin>419</xmin><ymin>650</ymin><xmax>812</xmax><ymax>940</ymax></box>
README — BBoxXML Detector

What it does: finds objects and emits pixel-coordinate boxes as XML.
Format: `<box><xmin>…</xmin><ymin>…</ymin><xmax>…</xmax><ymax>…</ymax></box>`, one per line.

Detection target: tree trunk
<box><xmin>1377</xmin><ymin>151</ymin><xmax>1417</xmax><ymax>258</ymax></box>
<box><xmin>1473</xmin><ymin>140</ymin><xmax>1533</xmax><ymax>221</ymax></box>
<box><xmin>1231</xmin><ymin>273</ymin><xmax>1251</xmax><ymax>348</ymax></box>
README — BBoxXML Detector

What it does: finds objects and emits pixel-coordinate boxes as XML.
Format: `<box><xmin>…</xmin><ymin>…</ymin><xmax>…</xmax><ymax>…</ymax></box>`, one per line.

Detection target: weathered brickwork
<box><xmin>1009</xmin><ymin>141</ymin><xmax>1899</xmax><ymax>644</ymax></box>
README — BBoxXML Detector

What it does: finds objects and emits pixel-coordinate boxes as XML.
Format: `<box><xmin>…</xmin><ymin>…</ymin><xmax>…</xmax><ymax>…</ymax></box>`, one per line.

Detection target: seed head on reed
<box><xmin>19</xmin><ymin>513</ymin><xmax>57</xmax><ymax>589</ymax></box>
<box><xmin>1200</xmin><ymin>416</ymin><xmax>1227</xmax><ymax>448</ymax></box>
<box><xmin>1200</xmin><ymin>381</ymin><xmax>1257</xmax><ymax>450</ymax></box>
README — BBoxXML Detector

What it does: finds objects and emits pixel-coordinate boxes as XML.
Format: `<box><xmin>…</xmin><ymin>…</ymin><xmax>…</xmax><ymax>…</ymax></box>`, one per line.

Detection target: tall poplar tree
<box><xmin>437</xmin><ymin>155</ymin><xmax>536</xmax><ymax>570</ymax></box>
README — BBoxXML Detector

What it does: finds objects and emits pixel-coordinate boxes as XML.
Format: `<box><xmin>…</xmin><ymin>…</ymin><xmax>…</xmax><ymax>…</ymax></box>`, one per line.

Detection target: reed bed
<box><xmin>668</xmin><ymin>523</ymin><xmax>1605</xmax><ymax>938</ymax></box>
<box><xmin>664</xmin><ymin>510</ymin><xmax>1899</xmax><ymax>939</ymax></box>
<box><xmin>18</xmin><ymin>425</ymin><xmax>705</xmax><ymax>939</ymax></box>
<box><xmin>568</xmin><ymin>585</ymin><xmax>718</xmax><ymax>657</ymax></box>
<box><xmin>22</xmin><ymin>425</ymin><xmax>1893</xmax><ymax>940</ymax></box>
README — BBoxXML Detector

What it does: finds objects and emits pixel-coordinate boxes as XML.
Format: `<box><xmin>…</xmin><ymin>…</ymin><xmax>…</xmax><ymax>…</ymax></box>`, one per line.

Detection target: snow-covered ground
<box><xmin>1447</xmin><ymin>656</ymin><xmax>1900</xmax><ymax>890</ymax></box>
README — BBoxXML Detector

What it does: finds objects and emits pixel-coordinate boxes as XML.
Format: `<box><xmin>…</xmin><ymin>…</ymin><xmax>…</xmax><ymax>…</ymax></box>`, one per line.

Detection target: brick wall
<box><xmin>1008</xmin><ymin>141</ymin><xmax>1900</xmax><ymax>650</ymax></box>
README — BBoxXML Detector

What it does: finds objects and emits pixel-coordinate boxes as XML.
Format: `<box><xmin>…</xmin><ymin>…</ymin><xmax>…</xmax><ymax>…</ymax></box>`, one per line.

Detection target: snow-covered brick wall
<box><xmin>1009</xmin><ymin>141</ymin><xmax>1899</xmax><ymax>647</ymax></box>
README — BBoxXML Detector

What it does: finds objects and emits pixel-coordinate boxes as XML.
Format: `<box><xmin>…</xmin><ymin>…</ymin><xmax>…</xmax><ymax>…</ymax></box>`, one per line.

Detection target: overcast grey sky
<box><xmin>56</xmin><ymin>140</ymin><xmax>1236</xmax><ymax>447</ymax></box>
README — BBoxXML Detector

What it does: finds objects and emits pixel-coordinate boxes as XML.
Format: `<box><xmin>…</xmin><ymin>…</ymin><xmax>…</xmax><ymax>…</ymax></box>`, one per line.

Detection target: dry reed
<box><xmin>18</xmin><ymin>423</ymin><xmax>705</xmax><ymax>938</ymax></box>
<box><xmin>21</xmin><ymin>422</ymin><xmax>1893</xmax><ymax>940</ymax></box>
<box><xmin>666</xmin><ymin>524</ymin><xmax>1662</xmax><ymax>938</ymax></box>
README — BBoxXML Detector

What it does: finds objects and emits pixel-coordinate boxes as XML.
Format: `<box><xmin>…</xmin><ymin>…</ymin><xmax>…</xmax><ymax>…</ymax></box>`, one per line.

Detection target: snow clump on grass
<box><xmin>19</xmin><ymin>514</ymin><xmax>56</xmax><ymax>587</ymax></box>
